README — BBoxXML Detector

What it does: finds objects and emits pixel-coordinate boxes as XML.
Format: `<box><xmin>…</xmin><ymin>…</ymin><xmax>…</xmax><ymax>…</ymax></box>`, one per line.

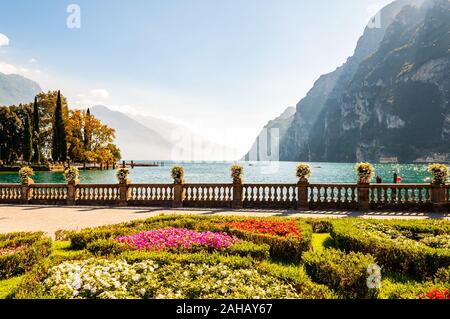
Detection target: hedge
<box><xmin>302</xmin><ymin>248</ymin><xmax>379</xmax><ymax>299</ymax></box>
<box><xmin>0</xmin><ymin>232</ymin><xmax>52</xmax><ymax>280</ymax></box>
<box><xmin>330</xmin><ymin>219</ymin><xmax>450</xmax><ymax>279</ymax></box>
<box><xmin>86</xmin><ymin>237</ymin><xmax>270</xmax><ymax>261</ymax></box>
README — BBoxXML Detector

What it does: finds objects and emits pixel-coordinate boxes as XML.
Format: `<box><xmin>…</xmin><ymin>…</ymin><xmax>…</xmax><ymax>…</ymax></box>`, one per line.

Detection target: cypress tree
<box><xmin>84</xmin><ymin>108</ymin><xmax>91</xmax><ymax>151</ymax></box>
<box><xmin>52</xmin><ymin>91</ymin><xmax>67</xmax><ymax>162</ymax></box>
<box><xmin>32</xmin><ymin>96</ymin><xmax>40</xmax><ymax>163</ymax></box>
<box><xmin>23</xmin><ymin>114</ymin><xmax>33</xmax><ymax>163</ymax></box>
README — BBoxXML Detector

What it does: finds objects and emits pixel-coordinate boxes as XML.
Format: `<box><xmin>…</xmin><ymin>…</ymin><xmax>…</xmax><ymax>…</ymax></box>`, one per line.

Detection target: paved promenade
<box><xmin>0</xmin><ymin>204</ymin><xmax>448</xmax><ymax>238</ymax></box>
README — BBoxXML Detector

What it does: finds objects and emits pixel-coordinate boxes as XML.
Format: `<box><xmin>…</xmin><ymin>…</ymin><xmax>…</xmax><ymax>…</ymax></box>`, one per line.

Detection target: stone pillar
<box><xmin>357</xmin><ymin>183</ymin><xmax>370</xmax><ymax>211</ymax></box>
<box><xmin>173</xmin><ymin>184</ymin><xmax>185</xmax><ymax>208</ymax></box>
<box><xmin>119</xmin><ymin>184</ymin><xmax>130</xmax><ymax>206</ymax></box>
<box><xmin>67</xmin><ymin>183</ymin><xmax>79</xmax><ymax>206</ymax></box>
<box><xmin>232</xmin><ymin>183</ymin><xmax>243</xmax><ymax>209</ymax></box>
<box><xmin>297</xmin><ymin>181</ymin><xmax>309</xmax><ymax>210</ymax></box>
<box><xmin>431</xmin><ymin>184</ymin><xmax>446</xmax><ymax>212</ymax></box>
<box><xmin>21</xmin><ymin>185</ymin><xmax>33</xmax><ymax>204</ymax></box>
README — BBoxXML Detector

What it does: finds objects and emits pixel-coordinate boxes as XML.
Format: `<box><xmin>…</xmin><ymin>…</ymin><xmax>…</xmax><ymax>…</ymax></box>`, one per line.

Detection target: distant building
<box><xmin>379</xmin><ymin>157</ymin><xmax>399</xmax><ymax>164</ymax></box>
<box><xmin>413</xmin><ymin>153</ymin><xmax>450</xmax><ymax>164</ymax></box>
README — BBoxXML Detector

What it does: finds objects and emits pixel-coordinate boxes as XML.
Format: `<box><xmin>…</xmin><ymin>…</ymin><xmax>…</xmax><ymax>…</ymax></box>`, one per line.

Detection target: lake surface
<box><xmin>0</xmin><ymin>162</ymin><xmax>433</xmax><ymax>184</ymax></box>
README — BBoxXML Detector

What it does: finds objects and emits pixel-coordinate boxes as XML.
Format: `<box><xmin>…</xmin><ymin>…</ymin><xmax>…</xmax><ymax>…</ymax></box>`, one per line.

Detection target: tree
<box><xmin>32</xmin><ymin>96</ymin><xmax>41</xmax><ymax>163</ymax></box>
<box><xmin>65</xmin><ymin>109</ymin><xmax>121</xmax><ymax>165</ymax></box>
<box><xmin>0</xmin><ymin>107</ymin><xmax>22</xmax><ymax>164</ymax></box>
<box><xmin>52</xmin><ymin>91</ymin><xmax>67</xmax><ymax>162</ymax></box>
<box><xmin>23</xmin><ymin>114</ymin><xmax>33</xmax><ymax>163</ymax></box>
<box><xmin>36</xmin><ymin>91</ymin><xmax>69</xmax><ymax>160</ymax></box>
<box><xmin>84</xmin><ymin>108</ymin><xmax>92</xmax><ymax>151</ymax></box>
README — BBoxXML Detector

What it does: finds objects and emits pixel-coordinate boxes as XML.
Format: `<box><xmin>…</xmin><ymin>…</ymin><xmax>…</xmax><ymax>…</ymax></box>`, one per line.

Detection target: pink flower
<box><xmin>116</xmin><ymin>228</ymin><xmax>240</xmax><ymax>252</ymax></box>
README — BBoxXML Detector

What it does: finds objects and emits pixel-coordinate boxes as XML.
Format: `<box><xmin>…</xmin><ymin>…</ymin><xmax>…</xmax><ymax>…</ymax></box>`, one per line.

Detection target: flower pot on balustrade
<box><xmin>297</xmin><ymin>180</ymin><xmax>309</xmax><ymax>211</ymax></box>
<box><xmin>357</xmin><ymin>182</ymin><xmax>370</xmax><ymax>211</ymax></box>
<box><xmin>430</xmin><ymin>183</ymin><xmax>446</xmax><ymax>212</ymax></box>
<box><xmin>67</xmin><ymin>180</ymin><xmax>80</xmax><ymax>206</ymax></box>
<box><xmin>232</xmin><ymin>182</ymin><xmax>243</xmax><ymax>209</ymax></box>
<box><xmin>173</xmin><ymin>183</ymin><xmax>185</xmax><ymax>208</ymax></box>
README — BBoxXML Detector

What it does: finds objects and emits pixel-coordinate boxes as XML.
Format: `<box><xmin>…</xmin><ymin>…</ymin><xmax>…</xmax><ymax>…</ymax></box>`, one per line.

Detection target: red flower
<box><xmin>224</xmin><ymin>220</ymin><xmax>302</xmax><ymax>240</ymax></box>
<box><xmin>422</xmin><ymin>289</ymin><xmax>450</xmax><ymax>299</ymax></box>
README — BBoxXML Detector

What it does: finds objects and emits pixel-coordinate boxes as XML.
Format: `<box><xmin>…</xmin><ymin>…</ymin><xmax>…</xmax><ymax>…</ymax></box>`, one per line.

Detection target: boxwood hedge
<box><xmin>0</xmin><ymin>232</ymin><xmax>52</xmax><ymax>280</ymax></box>
<box><xmin>302</xmin><ymin>248</ymin><xmax>379</xmax><ymax>299</ymax></box>
<box><xmin>330</xmin><ymin>219</ymin><xmax>450</xmax><ymax>279</ymax></box>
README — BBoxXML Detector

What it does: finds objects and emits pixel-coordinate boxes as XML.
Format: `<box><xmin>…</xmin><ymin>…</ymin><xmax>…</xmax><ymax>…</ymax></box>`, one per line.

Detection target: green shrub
<box><xmin>434</xmin><ymin>266</ymin><xmax>450</xmax><ymax>284</ymax></box>
<box><xmin>302</xmin><ymin>248</ymin><xmax>379</xmax><ymax>299</ymax></box>
<box><xmin>330</xmin><ymin>219</ymin><xmax>450</xmax><ymax>279</ymax></box>
<box><xmin>0</xmin><ymin>232</ymin><xmax>52</xmax><ymax>280</ymax></box>
<box><xmin>86</xmin><ymin>237</ymin><xmax>270</xmax><ymax>261</ymax></box>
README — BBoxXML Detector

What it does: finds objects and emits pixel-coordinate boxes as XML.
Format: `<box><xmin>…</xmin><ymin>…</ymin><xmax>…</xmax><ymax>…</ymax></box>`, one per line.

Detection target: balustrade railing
<box><xmin>308</xmin><ymin>184</ymin><xmax>358</xmax><ymax>209</ymax></box>
<box><xmin>243</xmin><ymin>184</ymin><xmax>297</xmax><ymax>209</ymax></box>
<box><xmin>369</xmin><ymin>184</ymin><xmax>431</xmax><ymax>208</ymax></box>
<box><xmin>0</xmin><ymin>184</ymin><xmax>22</xmax><ymax>203</ymax></box>
<box><xmin>0</xmin><ymin>182</ymin><xmax>448</xmax><ymax>211</ymax></box>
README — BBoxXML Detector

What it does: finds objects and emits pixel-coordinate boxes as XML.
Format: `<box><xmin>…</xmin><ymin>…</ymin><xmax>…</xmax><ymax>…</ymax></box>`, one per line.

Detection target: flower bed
<box><xmin>223</xmin><ymin>218</ymin><xmax>312</xmax><ymax>262</ymax></box>
<box><xmin>116</xmin><ymin>228</ymin><xmax>241</xmax><ymax>252</ymax></box>
<box><xmin>0</xmin><ymin>232</ymin><xmax>52</xmax><ymax>280</ymax></box>
<box><xmin>41</xmin><ymin>258</ymin><xmax>301</xmax><ymax>299</ymax></box>
<box><xmin>224</xmin><ymin>220</ymin><xmax>302</xmax><ymax>240</ymax></box>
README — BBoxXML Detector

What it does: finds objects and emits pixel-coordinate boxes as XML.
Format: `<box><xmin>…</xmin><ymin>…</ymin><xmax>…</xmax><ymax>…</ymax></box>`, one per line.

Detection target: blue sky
<box><xmin>0</xmin><ymin>0</ymin><xmax>393</xmax><ymax>156</ymax></box>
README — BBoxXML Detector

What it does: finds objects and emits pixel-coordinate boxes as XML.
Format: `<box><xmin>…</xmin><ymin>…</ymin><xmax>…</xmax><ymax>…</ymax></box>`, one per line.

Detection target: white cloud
<box><xmin>0</xmin><ymin>33</ymin><xmax>9</xmax><ymax>47</ymax></box>
<box><xmin>0</xmin><ymin>61</ymin><xmax>17</xmax><ymax>74</ymax></box>
<box><xmin>90</xmin><ymin>89</ymin><xmax>110</xmax><ymax>99</ymax></box>
<box><xmin>73</xmin><ymin>89</ymin><xmax>111</xmax><ymax>107</ymax></box>
<box><xmin>29</xmin><ymin>58</ymin><xmax>37</xmax><ymax>63</ymax></box>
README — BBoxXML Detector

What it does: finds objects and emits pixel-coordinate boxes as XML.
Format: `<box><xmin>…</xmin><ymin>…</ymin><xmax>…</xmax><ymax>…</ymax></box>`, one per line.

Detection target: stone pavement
<box><xmin>0</xmin><ymin>204</ymin><xmax>448</xmax><ymax>238</ymax></box>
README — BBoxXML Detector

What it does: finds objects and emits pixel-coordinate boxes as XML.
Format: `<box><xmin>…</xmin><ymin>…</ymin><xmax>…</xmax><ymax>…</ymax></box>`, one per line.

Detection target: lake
<box><xmin>0</xmin><ymin>162</ymin><xmax>433</xmax><ymax>184</ymax></box>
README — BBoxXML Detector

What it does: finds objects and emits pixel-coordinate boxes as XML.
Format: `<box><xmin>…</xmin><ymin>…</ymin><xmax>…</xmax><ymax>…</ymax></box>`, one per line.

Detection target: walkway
<box><xmin>0</xmin><ymin>204</ymin><xmax>448</xmax><ymax>238</ymax></box>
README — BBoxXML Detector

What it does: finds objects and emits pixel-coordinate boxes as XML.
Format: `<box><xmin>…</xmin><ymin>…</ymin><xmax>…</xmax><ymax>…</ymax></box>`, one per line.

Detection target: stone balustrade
<box><xmin>0</xmin><ymin>182</ymin><xmax>448</xmax><ymax>212</ymax></box>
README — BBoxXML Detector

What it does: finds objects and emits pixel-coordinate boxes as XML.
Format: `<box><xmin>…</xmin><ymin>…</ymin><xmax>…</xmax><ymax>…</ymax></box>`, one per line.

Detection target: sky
<box><xmin>0</xmin><ymin>0</ymin><xmax>394</xmax><ymax>158</ymax></box>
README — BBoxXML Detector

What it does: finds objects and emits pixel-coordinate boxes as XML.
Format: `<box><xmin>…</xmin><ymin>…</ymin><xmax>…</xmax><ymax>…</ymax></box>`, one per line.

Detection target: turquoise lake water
<box><xmin>0</xmin><ymin>162</ymin><xmax>433</xmax><ymax>184</ymax></box>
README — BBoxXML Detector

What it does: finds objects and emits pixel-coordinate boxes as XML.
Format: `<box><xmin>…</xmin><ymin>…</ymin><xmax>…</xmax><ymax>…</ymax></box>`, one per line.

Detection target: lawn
<box><xmin>1</xmin><ymin>215</ymin><xmax>449</xmax><ymax>299</ymax></box>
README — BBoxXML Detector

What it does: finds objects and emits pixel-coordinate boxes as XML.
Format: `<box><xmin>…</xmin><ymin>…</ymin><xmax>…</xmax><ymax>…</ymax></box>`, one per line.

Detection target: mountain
<box><xmin>246</xmin><ymin>0</ymin><xmax>450</xmax><ymax>163</ymax></box>
<box><xmin>0</xmin><ymin>72</ymin><xmax>42</xmax><ymax>106</ymax></box>
<box><xmin>91</xmin><ymin>105</ymin><xmax>237</xmax><ymax>160</ymax></box>
<box><xmin>90</xmin><ymin>105</ymin><xmax>175</xmax><ymax>160</ymax></box>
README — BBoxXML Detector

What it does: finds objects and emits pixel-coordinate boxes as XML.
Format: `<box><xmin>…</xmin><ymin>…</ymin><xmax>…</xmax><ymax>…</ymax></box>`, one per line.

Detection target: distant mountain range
<box><xmin>0</xmin><ymin>72</ymin><xmax>41</xmax><ymax>105</ymax></box>
<box><xmin>90</xmin><ymin>105</ymin><xmax>235</xmax><ymax>161</ymax></box>
<box><xmin>246</xmin><ymin>0</ymin><xmax>450</xmax><ymax>163</ymax></box>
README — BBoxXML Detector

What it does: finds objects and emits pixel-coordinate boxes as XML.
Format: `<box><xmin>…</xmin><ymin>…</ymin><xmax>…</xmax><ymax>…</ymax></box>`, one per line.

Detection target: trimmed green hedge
<box><xmin>86</xmin><ymin>237</ymin><xmax>270</xmax><ymax>261</ymax></box>
<box><xmin>0</xmin><ymin>232</ymin><xmax>52</xmax><ymax>280</ymax></box>
<box><xmin>330</xmin><ymin>219</ymin><xmax>450</xmax><ymax>280</ymax></box>
<box><xmin>302</xmin><ymin>248</ymin><xmax>379</xmax><ymax>299</ymax></box>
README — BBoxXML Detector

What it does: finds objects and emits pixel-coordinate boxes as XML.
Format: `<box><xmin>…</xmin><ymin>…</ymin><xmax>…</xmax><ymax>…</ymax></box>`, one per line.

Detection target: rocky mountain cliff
<box><xmin>248</xmin><ymin>0</ymin><xmax>449</xmax><ymax>163</ymax></box>
<box><xmin>0</xmin><ymin>72</ymin><xmax>42</xmax><ymax>106</ymax></box>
